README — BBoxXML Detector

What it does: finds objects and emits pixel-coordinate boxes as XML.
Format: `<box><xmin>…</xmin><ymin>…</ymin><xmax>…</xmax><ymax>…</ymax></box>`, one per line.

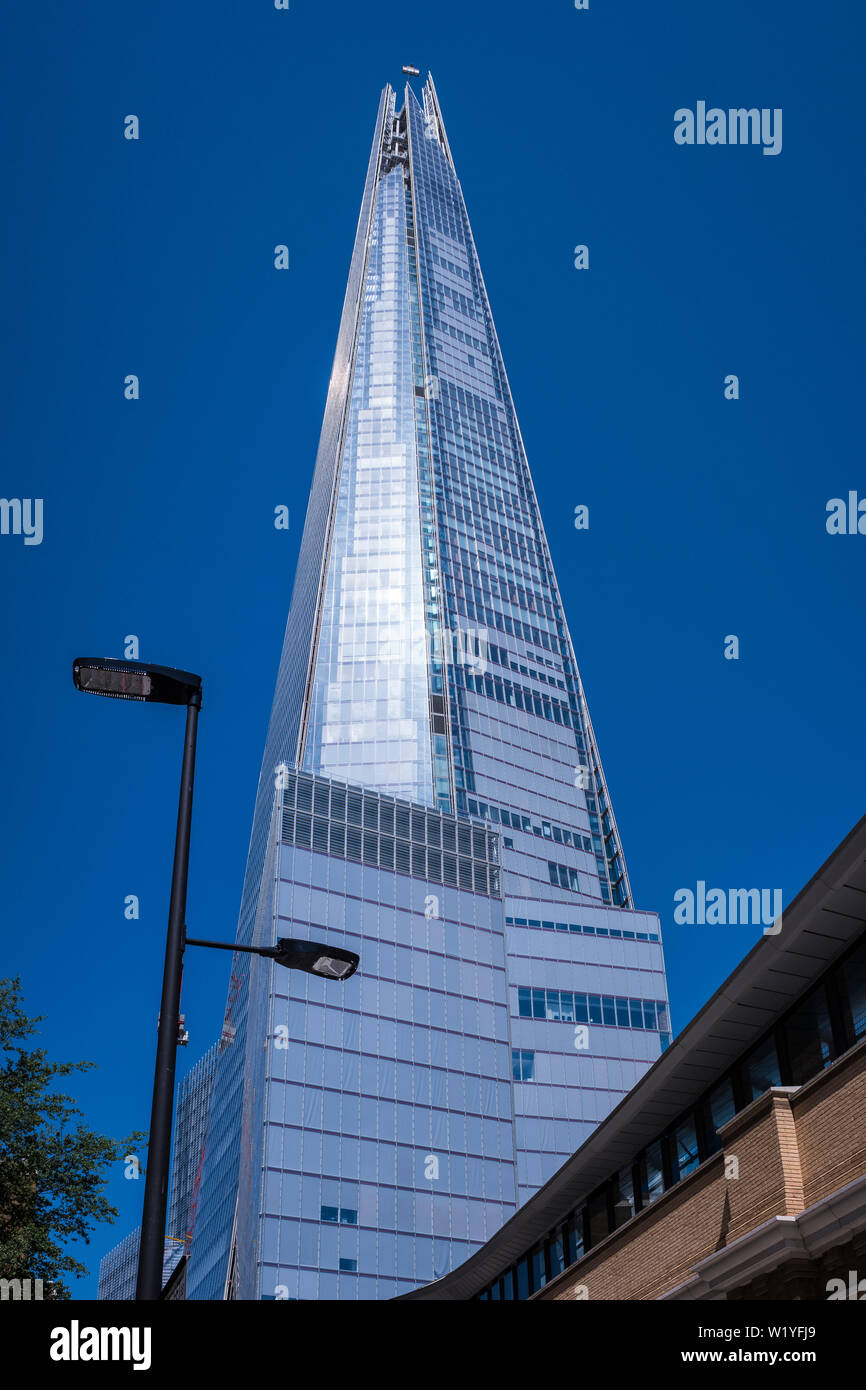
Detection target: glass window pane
<box><xmin>586</xmin><ymin>1189</ymin><xmax>609</xmax><ymax>1249</ymax></box>
<box><xmin>673</xmin><ymin>1116</ymin><xmax>700</xmax><ymax>1180</ymax></box>
<box><xmin>705</xmin><ymin>1076</ymin><xmax>736</xmax><ymax>1154</ymax></box>
<box><xmin>611</xmin><ymin>1167</ymin><xmax>635</xmax><ymax>1229</ymax></box>
<box><xmin>743</xmin><ymin>1035</ymin><xmax>781</xmax><ymax>1101</ymax></box>
<box><xmin>640</xmin><ymin>1140</ymin><xmax>665</xmax><ymax>1205</ymax></box>
<box><xmin>565</xmin><ymin>1210</ymin><xmax>585</xmax><ymax>1265</ymax></box>
<box><xmin>839</xmin><ymin>939</ymin><xmax>866</xmax><ymax>1044</ymax></box>
<box><xmin>785</xmin><ymin>984</ymin><xmax>834</xmax><ymax>1085</ymax></box>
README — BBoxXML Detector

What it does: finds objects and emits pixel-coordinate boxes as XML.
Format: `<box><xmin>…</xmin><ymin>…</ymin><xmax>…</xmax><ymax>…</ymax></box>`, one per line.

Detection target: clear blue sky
<box><xmin>1</xmin><ymin>1</ymin><xmax>863</xmax><ymax>1295</ymax></box>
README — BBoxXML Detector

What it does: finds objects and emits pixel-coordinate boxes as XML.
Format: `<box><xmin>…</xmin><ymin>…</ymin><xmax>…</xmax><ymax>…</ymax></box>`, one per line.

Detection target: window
<box><xmin>742</xmin><ymin>1035</ymin><xmax>781</xmax><ymax>1101</ymax></box>
<box><xmin>673</xmin><ymin>1116</ymin><xmax>700</xmax><ymax>1181</ymax></box>
<box><xmin>705</xmin><ymin>1076</ymin><xmax>736</xmax><ymax>1154</ymax></box>
<box><xmin>517</xmin><ymin>986</ymin><xmax>664</xmax><ymax>1031</ymax></box>
<box><xmin>548</xmin><ymin>1231</ymin><xmax>566</xmax><ymax>1279</ymax></box>
<box><xmin>612</xmin><ymin>1167</ymin><xmax>636</xmax><ymax>1229</ymax></box>
<box><xmin>547</xmin><ymin>857</ymin><xmax>582</xmax><ymax>891</ymax></box>
<box><xmin>784</xmin><ymin>984</ymin><xmax>834</xmax><ymax>1085</ymax></box>
<box><xmin>564</xmin><ymin>1209</ymin><xmax>585</xmax><ymax>1265</ymax></box>
<box><xmin>530</xmin><ymin>1244</ymin><xmax>546</xmax><ymax>1291</ymax></box>
<box><xmin>338</xmin><ymin>1258</ymin><xmax>357</xmax><ymax>1272</ymax></box>
<box><xmin>640</xmin><ymin>1140</ymin><xmax>665</xmax><ymax>1206</ymax></box>
<box><xmin>839</xmin><ymin>938</ymin><xmax>866</xmax><ymax>1044</ymax></box>
<box><xmin>586</xmin><ymin>1189</ymin><xmax>609</xmax><ymax>1249</ymax></box>
<box><xmin>321</xmin><ymin>1205</ymin><xmax>356</xmax><ymax>1225</ymax></box>
<box><xmin>504</xmin><ymin>837</ymin><xmax>514</xmax><ymax>849</ymax></box>
<box><xmin>512</xmin><ymin>1049</ymin><xmax>535</xmax><ymax>1081</ymax></box>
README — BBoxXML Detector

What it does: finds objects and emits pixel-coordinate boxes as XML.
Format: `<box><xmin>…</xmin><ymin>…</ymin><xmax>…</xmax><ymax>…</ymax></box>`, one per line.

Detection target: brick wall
<box><xmin>538</xmin><ymin>1039</ymin><xmax>866</xmax><ymax>1301</ymax></box>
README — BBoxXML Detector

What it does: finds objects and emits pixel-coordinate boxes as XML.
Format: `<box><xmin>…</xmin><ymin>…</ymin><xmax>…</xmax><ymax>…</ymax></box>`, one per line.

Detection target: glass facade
<box><xmin>168</xmin><ymin>1042</ymin><xmax>217</xmax><ymax>1251</ymax></box>
<box><xmin>188</xmin><ymin>74</ymin><xmax>670</xmax><ymax>1299</ymax></box>
<box><xmin>98</xmin><ymin>1044</ymin><xmax>216</xmax><ymax>1299</ymax></box>
<box><xmin>97</xmin><ymin>1231</ymin><xmax>181</xmax><ymax>1303</ymax></box>
<box><xmin>302</xmin><ymin>169</ymin><xmax>435</xmax><ymax>804</ymax></box>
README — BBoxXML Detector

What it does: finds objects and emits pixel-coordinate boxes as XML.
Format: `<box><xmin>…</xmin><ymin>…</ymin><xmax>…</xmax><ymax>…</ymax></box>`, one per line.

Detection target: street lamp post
<box><xmin>73</xmin><ymin>658</ymin><xmax>202</xmax><ymax>1302</ymax></box>
<box><xmin>73</xmin><ymin>657</ymin><xmax>361</xmax><ymax>1300</ymax></box>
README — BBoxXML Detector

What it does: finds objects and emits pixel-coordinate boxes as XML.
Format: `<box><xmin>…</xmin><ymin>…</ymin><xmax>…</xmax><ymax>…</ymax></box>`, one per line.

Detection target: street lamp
<box><xmin>185</xmin><ymin>935</ymin><xmax>360</xmax><ymax>981</ymax></box>
<box><xmin>74</xmin><ymin>657</ymin><xmax>201</xmax><ymax>1301</ymax></box>
<box><xmin>73</xmin><ymin>657</ymin><xmax>360</xmax><ymax>1300</ymax></box>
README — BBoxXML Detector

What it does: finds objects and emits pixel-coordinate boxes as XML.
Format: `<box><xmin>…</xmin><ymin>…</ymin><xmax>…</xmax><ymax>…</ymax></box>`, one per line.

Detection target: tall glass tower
<box><xmin>187</xmin><ymin>74</ymin><xmax>669</xmax><ymax>1301</ymax></box>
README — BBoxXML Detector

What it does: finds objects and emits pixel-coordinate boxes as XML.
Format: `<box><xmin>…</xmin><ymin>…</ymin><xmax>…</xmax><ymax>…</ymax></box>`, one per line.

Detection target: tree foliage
<box><xmin>0</xmin><ymin>977</ymin><xmax>144</xmax><ymax>1297</ymax></box>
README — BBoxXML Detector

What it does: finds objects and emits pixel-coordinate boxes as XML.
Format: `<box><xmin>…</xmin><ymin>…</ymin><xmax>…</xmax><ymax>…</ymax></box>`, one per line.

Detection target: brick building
<box><xmin>403</xmin><ymin>816</ymin><xmax>866</xmax><ymax>1301</ymax></box>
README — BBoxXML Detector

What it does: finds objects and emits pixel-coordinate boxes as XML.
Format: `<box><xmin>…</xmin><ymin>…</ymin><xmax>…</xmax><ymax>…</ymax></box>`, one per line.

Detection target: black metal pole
<box><xmin>135</xmin><ymin>694</ymin><xmax>201</xmax><ymax>1300</ymax></box>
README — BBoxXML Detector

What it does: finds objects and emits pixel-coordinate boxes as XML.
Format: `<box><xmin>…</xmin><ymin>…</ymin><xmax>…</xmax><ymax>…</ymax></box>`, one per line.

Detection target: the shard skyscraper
<box><xmin>187</xmin><ymin>74</ymin><xmax>669</xmax><ymax>1301</ymax></box>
